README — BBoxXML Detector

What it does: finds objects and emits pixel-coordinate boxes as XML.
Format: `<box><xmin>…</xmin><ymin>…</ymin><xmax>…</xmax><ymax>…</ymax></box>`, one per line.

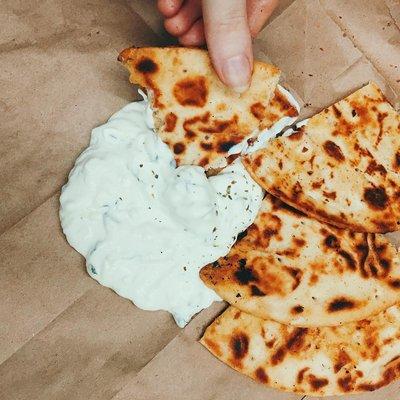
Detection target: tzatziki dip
<box><xmin>60</xmin><ymin>98</ymin><xmax>263</xmax><ymax>327</ymax></box>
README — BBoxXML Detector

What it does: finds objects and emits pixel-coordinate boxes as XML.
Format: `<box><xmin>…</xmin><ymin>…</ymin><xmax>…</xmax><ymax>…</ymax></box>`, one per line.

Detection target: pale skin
<box><xmin>157</xmin><ymin>0</ymin><xmax>279</xmax><ymax>93</ymax></box>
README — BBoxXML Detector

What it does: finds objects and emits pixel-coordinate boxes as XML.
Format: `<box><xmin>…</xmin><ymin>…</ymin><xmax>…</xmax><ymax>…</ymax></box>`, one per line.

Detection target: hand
<box><xmin>157</xmin><ymin>0</ymin><xmax>279</xmax><ymax>92</ymax></box>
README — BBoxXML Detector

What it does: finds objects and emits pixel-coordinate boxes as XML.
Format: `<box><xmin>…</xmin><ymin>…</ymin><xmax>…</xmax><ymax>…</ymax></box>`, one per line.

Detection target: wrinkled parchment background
<box><xmin>1</xmin><ymin>1</ymin><xmax>399</xmax><ymax>399</ymax></box>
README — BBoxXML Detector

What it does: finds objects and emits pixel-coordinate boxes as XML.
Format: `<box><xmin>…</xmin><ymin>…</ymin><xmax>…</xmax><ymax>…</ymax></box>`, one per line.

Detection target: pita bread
<box><xmin>243</xmin><ymin>82</ymin><xmax>400</xmax><ymax>233</ymax></box>
<box><xmin>201</xmin><ymin>305</ymin><xmax>400</xmax><ymax>396</ymax></box>
<box><xmin>118</xmin><ymin>47</ymin><xmax>293</xmax><ymax>170</ymax></box>
<box><xmin>200</xmin><ymin>194</ymin><xmax>400</xmax><ymax>326</ymax></box>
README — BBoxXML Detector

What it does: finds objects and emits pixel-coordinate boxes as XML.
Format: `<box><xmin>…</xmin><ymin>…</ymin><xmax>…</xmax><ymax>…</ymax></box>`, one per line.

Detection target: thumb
<box><xmin>202</xmin><ymin>0</ymin><xmax>253</xmax><ymax>93</ymax></box>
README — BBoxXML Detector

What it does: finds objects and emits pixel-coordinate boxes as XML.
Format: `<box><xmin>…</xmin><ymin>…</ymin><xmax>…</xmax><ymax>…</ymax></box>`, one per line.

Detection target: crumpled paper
<box><xmin>0</xmin><ymin>1</ymin><xmax>399</xmax><ymax>399</ymax></box>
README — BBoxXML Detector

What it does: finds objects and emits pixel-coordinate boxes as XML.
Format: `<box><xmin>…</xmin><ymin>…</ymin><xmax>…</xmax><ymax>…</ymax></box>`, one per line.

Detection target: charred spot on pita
<box><xmin>364</xmin><ymin>187</ymin><xmax>388</xmax><ymax>210</ymax></box>
<box><xmin>339</xmin><ymin>250</ymin><xmax>356</xmax><ymax>270</ymax></box>
<box><xmin>135</xmin><ymin>57</ymin><xmax>158</xmax><ymax>74</ymax></box>
<box><xmin>293</xmin><ymin>238</ymin><xmax>306</xmax><ymax>247</ymax></box>
<box><xmin>265</xmin><ymin>338</ymin><xmax>276</xmax><ymax>348</ymax></box>
<box><xmin>323</xmin><ymin>140</ymin><xmax>345</xmax><ymax>161</ymax></box>
<box><xmin>230</xmin><ymin>332</ymin><xmax>249</xmax><ymax>359</ymax></box>
<box><xmin>173</xmin><ymin>142</ymin><xmax>185</xmax><ymax>154</ymax></box>
<box><xmin>251</xmin><ymin>285</ymin><xmax>266</xmax><ymax>296</ymax></box>
<box><xmin>263</xmin><ymin>217</ymin><xmax>281</xmax><ymax>241</ymax></box>
<box><xmin>284</xmin><ymin>266</ymin><xmax>303</xmax><ymax>290</ymax></box>
<box><xmin>357</xmin><ymin>366</ymin><xmax>399</xmax><ymax>392</ymax></box>
<box><xmin>379</xmin><ymin>258</ymin><xmax>390</xmax><ymax>270</ymax></box>
<box><xmin>310</xmin><ymin>273</ymin><xmax>319</xmax><ymax>285</ymax></box>
<box><xmin>369</xmin><ymin>262</ymin><xmax>378</xmax><ymax>276</ymax></box>
<box><xmin>252</xmin><ymin>154</ymin><xmax>263</xmax><ymax>168</ymax></box>
<box><xmin>372</xmin><ymin>219</ymin><xmax>393</xmax><ymax>232</ymax></box>
<box><xmin>164</xmin><ymin>112</ymin><xmax>177</xmax><ymax>132</ymax></box>
<box><xmin>200</xmin><ymin>142</ymin><xmax>213</xmax><ymax>150</ymax></box>
<box><xmin>235</xmin><ymin>263</ymin><xmax>258</xmax><ymax>285</ymax></box>
<box><xmin>173</xmin><ymin>76</ymin><xmax>208</xmax><ymax>107</ymax></box>
<box><xmin>365</xmin><ymin>160</ymin><xmax>387</xmax><ymax>176</ymax></box>
<box><xmin>297</xmin><ymin>367</ymin><xmax>309</xmax><ymax>384</ymax></box>
<box><xmin>291</xmin><ymin>305</ymin><xmax>304</xmax><ymax>314</ymax></box>
<box><xmin>324</xmin><ymin>234</ymin><xmax>339</xmax><ymax>249</ymax></box>
<box><xmin>372</xmin><ymin>238</ymin><xmax>388</xmax><ymax>254</ymax></box>
<box><xmin>185</xmin><ymin>130</ymin><xmax>196</xmax><ymax>139</ymax></box>
<box><xmin>308</xmin><ymin>374</ymin><xmax>329</xmax><ymax>390</ymax></box>
<box><xmin>338</xmin><ymin>375</ymin><xmax>354</xmax><ymax>392</ymax></box>
<box><xmin>356</xmin><ymin>238</ymin><xmax>369</xmax><ymax>278</ymax></box>
<box><xmin>389</xmin><ymin>279</ymin><xmax>400</xmax><ymax>289</ymax></box>
<box><xmin>218</xmin><ymin>140</ymin><xmax>238</xmax><ymax>153</ymax></box>
<box><xmin>292</xmin><ymin>181</ymin><xmax>303</xmax><ymax>200</ymax></box>
<box><xmin>352</xmin><ymin>101</ymin><xmax>370</xmax><ymax>124</ymax></box>
<box><xmin>288</xmin><ymin>128</ymin><xmax>304</xmax><ymax>141</ymax></box>
<box><xmin>323</xmin><ymin>190</ymin><xmax>337</xmax><ymax>200</ymax></box>
<box><xmin>254</xmin><ymin>367</ymin><xmax>269</xmax><ymax>383</ymax></box>
<box><xmin>250</xmin><ymin>102</ymin><xmax>266</xmax><ymax>120</ymax></box>
<box><xmin>312</xmin><ymin>180</ymin><xmax>324</xmax><ymax>189</ymax></box>
<box><xmin>202</xmin><ymin>338</ymin><xmax>222</xmax><ymax>357</ymax></box>
<box><xmin>328</xmin><ymin>297</ymin><xmax>355</xmax><ymax>312</ymax></box>
<box><xmin>270</xmin><ymin>348</ymin><xmax>285</xmax><ymax>365</ymax></box>
<box><xmin>237</xmin><ymin>229</ymin><xmax>248</xmax><ymax>241</ymax></box>
<box><xmin>274</xmin><ymin>90</ymin><xmax>298</xmax><ymax>116</ymax></box>
<box><xmin>199</xmin><ymin>156</ymin><xmax>210</xmax><ymax>167</ymax></box>
<box><xmin>334</xmin><ymin>349</ymin><xmax>352</xmax><ymax>373</ymax></box>
<box><xmin>332</xmin><ymin>104</ymin><xmax>342</xmax><ymax>118</ymax></box>
<box><xmin>376</xmin><ymin>112</ymin><xmax>388</xmax><ymax>146</ymax></box>
<box><xmin>183</xmin><ymin>112</ymin><xmax>210</xmax><ymax>128</ymax></box>
<box><xmin>286</xmin><ymin>328</ymin><xmax>308</xmax><ymax>353</ymax></box>
<box><xmin>394</xmin><ymin>151</ymin><xmax>400</xmax><ymax>169</ymax></box>
<box><xmin>238</xmin><ymin>258</ymin><xmax>246</xmax><ymax>268</ymax></box>
<box><xmin>199</xmin><ymin>115</ymin><xmax>239</xmax><ymax>134</ymax></box>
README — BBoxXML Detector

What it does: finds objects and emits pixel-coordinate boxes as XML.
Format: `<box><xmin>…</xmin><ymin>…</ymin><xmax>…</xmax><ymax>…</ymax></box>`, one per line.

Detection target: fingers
<box><xmin>202</xmin><ymin>0</ymin><xmax>252</xmax><ymax>92</ymax></box>
<box><xmin>179</xmin><ymin>19</ymin><xmax>206</xmax><ymax>46</ymax></box>
<box><xmin>247</xmin><ymin>0</ymin><xmax>279</xmax><ymax>37</ymax></box>
<box><xmin>164</xmin><ymin>0</ymin><xmax>202</xmax><ymax>37</ymax></box>
<box><xmin>157</xmin><ymin>0</ymin><xmax>184</xmax><ymax>18</ymax></box>
<box><xmin>159</xmin><ymin>0</ymin><xmax>273</xmax><ymax>92</ymax></box>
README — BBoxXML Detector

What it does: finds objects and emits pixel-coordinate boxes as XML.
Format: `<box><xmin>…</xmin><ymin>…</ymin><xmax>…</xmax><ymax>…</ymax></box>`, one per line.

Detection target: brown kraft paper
<box><xmin>1</xmin><ymin>1</ymin><xmax>399</xmax><ymax>399</ymax></box>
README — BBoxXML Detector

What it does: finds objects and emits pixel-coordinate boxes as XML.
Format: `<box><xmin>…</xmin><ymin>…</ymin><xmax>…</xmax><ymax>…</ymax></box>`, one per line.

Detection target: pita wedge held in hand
<box><xmin>243</xmin><ymin>82</ymin><xmax>400</xmax><ymax>233</ymax></box>
<box><xmin>118</xmin><ymin>47</ymin><xmax>298</xmax><ymax>170</ymax></box>
<box><xmin>201</xmin><ymin>305</ymin><xmax>400</xmax><ymax>396</ymax></box>
<box><xmin>200</xmin><ymin>194</ymin><xmax>400</xmax><ymax>327</ymax></box>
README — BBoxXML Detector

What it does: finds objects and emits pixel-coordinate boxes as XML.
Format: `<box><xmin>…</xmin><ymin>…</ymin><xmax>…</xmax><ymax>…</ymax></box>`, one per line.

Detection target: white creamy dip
<box><xmin>60</xmin><ymin>99</ymin><xmax>262</xmax><ymax>327</ymax></box>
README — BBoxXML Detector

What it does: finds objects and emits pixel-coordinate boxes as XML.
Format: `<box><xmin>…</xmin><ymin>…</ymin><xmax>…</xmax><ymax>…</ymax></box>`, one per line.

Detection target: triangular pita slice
<box><xmin>201</xmin><ymin>305</ymin><xmax>400</xmax><ymax>396</ymax></box>
<box><xmin>118</xmin><ymin>47</ymin><xmax>293</xmax><ymax>170</ymax></box>
<box><xmin>243</xmin><ymin>82</ymin><xmax>400</xmax><ymax>233</ymax></box>
<box><xmin>200</xmin><ymin>194</ymin><xmax>400</xmax><ymax>326</ymax></box>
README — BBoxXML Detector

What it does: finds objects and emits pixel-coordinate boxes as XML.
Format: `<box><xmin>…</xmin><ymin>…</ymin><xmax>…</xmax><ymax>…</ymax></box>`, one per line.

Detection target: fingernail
<box><xmin>221</xmin><ymin>54</ymin><xmax>251</xmax><ymax>93</ymax></box>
